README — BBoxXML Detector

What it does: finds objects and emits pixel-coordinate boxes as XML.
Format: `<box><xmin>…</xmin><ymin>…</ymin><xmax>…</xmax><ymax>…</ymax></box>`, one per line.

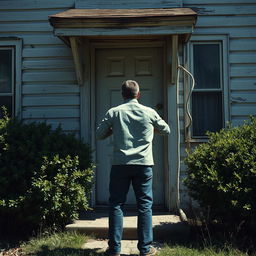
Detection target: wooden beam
<box><xmin>70</xmin><ymin>36</ymin><xmax>83</xmax><ymax>86</ymax></box>
<box><xmin>171</xmin><ymin>35</ymin><xmax>178</xmax><ymax>84</ymax></box>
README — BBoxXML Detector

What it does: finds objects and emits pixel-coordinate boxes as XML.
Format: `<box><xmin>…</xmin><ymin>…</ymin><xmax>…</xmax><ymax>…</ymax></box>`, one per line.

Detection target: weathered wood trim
<box><xmin>70</xmin><ymin>37</ymin><xmax>83</xmax><ymax>86</ymax></box>
<box><xmin>0</xmin><ymin>38</ymin><xmax>22</xmax><ymax>119</ymax></box>
<box><xmin>166</xmin><ymin>36</ymin><xmax>180</xmax><ymax>211</ymax></box>
<box><xmin>186</xmin><ymin>34</ymin><xmax>230</xmax><ymax>141</ymax></box>
<box><xmin>53</xmin><ymin>26</ymin><xmax>194</xmax><ymax>38</ymax></box>
<box><xmin>171</xmin><ymin>35</ymin><xmax>178</xmax><ymax>84</ymax></box>
<box><xmin>80</xmin><ymin>39</ymin><xmax>91</xmax><ymax>143</ymax></box>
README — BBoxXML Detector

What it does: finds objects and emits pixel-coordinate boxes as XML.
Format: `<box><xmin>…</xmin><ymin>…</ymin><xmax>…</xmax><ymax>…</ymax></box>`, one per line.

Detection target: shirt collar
<box><xmin>124</xmin><ymin>98</ymin><xmax>138</xmax><ymax>104</ymax></box>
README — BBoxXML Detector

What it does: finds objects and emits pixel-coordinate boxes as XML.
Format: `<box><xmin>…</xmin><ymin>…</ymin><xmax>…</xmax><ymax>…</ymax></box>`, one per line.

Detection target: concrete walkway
<box><xmin>66</xmin><ymin>212</ymin><xmax>190</xmax><ymax>240</ymax></box>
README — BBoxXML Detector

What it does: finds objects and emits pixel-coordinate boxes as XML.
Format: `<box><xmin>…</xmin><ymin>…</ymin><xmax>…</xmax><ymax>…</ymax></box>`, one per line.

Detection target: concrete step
<box><xmin>66</xmin><ymin>212</ymin><xmax>190</xmax><ymax>240</ymax></box>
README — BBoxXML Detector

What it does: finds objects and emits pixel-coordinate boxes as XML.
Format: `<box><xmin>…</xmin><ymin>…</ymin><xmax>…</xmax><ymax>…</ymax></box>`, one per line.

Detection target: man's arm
<box><xmin>153</xmin><ymin>111</ymin><xmax>170</xmax><ymax>135</ymax></box>
<box><xmin>96</xmin><ymin>111</ymin><xmax>113</xmax><ymax>140</ymax></box>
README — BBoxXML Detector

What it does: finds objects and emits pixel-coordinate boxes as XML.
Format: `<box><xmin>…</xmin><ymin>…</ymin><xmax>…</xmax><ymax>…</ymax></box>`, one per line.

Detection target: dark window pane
<box><xmin>0</xmin><ymin>49</ymin><xmax>12</xmax><ymax>93</ymax></box>
<box><xmin>192</xmin><ymin>92</ymin><xmax>223</xmax><ymax>136</ymax></box>
<box><xmin>0</xmin><ymin>96</ymin><xmax>12</xmax><ymax>118</ymax></box>
<box><xmin>193</xmin><ymin>44</ymin><xmax>221</xmax><ymax>89</ymax></box>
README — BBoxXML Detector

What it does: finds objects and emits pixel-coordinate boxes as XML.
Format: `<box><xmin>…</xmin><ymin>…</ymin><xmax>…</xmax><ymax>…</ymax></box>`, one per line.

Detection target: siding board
<box><xmin>231</xmin><ymin>92</ymin><xmax>256</xmax><ymax>103</ymax></box>
<box><xmin>23</xmin><ymin>59</ymin><xmax>74</xmax><ymax>70</ymax></box>
<box><xmin>75</xmin><ymin>0</ymin><xmax>183</xmax><ymax>8</ymax></box>
<box><xmin>22</xmin><ymin>71</ymin><xmax>76</xmax><ymax>82</ymax></box>
<box><xmin>23</xmin><ymin>107</ymin><xmax>79</xmax><ymax>118</ymax></box>
<box><xmin>0</xmin><ymin>22</ymin><xmax>52</xmax><ymax>32</ymax></box>
<box><xmin>23</xmin><ymin>95</ymin><xmax>79</xmax><ymax>107</ymax></box>
<box><xmin>231</xmin><ymin>104</ymin><xmax>256</xmax><ymax>116</ymax></box>
<box><xmin>231</xmin><ymin>65</ymin><xmax>256</xmax><ymax>77</ymax></box>
<box><xmin>0</xmin><ymin>0</ymin><xmax>74</xmax><ymax>9</ymax></box>
<box><xmin>230</xmin><ymin>52</ymin><xmax>256</xmax><ymax>64</ymax></box>
<box><xmin>194</xmin><ymin>27</ymin><xmax>256</xmax><ymax>38</ymax></box>
<box><xmin>0</xmin><ymin>10</ymin><xmax>68</xmax><ymax>22</ymax></box>
<box><xmin>196</xmin><ymin>16</ymin><xmax>256</xmax><ymax>27</ymax></box>
<box><xmin>23</xmin><ymin>84</ymin><xmax>79</xmax><ymax>94</ymax></box>
<box><xmin>23</xmin><ymin>46</ymin><xmax>72</xmax><ymax>58</ymax></box>
<box><xmin>22</xmin><ymin>35</ymin><xmax>63</xmax><ymax>45</ymax></box>
<box><xmin>230</xmin><ymin>38</ymin><xmax>256</xmax><ymax>51</ymax></box>
<box><xmin>231</xmin><ymin>78</ymin><xmax>256</xmax><ymax>91</ymax></box>
<box><xmin>184</xmin><ymin>0</ymin><xmax>256</xmax><ymax>4</ymax></box>
<box><xmin>191</xmin><ymin>5</ymin><xmax>256</xmax><ymax>15</ymax></box>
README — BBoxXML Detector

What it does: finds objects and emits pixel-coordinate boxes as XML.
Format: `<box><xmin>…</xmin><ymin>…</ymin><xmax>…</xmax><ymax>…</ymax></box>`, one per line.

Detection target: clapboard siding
<box><xmin>231</xmin><ymin>103</ymin><xmax>256</xmax><ymax>116</ymax></box>
<box><xmin>0</xmin><ymin>0</ymin><xmax>78</xmax><ymax>132</ymax></box>
<box><xmin>23</xmin><ymin>95</ymin><xmax>79</xmax><ymax>107</ymax></box>
<box><xmin>184</xmin><ymin>0</ymin><xmax>256</xmax><ymax>4</ymax></box>
<box><xmin>23</xmin><ymin>118</ymin><xmax>80</xmax><ymax>132</ymax></box>
<box><xmin>190</xmin><ymin>5</ymin><xmax>256</xmax><ymax>15</ymax></box>
<box><xmin>231</xmin><ymin>78</ymin><xmax>256</xmax><ymax>91</ymax></box>
<box><xmin>23</xmin><ymin>59</ymin><xmax>74</xmax><ymax>70</ymax></box>
<box><xmin>23</xmin><ymin>106</ymin><xmax>80</xmax><ymax>118</ymax></box>
<box><xmin>23</xmin><ymin>46</ymin><xmax>72</xmax><ymax>58</ymax></box>
<box><xmin>22</xmin><ymin>84</ymin><xmax>80</xmax><ymax>94</ymax></box>
<box><xmin>230</xmin><ymin>52</ymin><xmax>256</xmax><ymax>64</ymax></box>
<box><xmin>182</xmin><ymin>0</ymin><xmax>256</xmax><ymax>209</ymax></box>
<box><xmin>195</xmin><ymin>27</ymin><xmax>256</xmax><ymax>38</ymax></box>
<box><xmin>0</xmin><ymin>9</ymin><xmax>71</xmax><ymax>22</ymax></box>
<box><xmin>22</xmin><ymin>71</ymin><xmax>76</xmax><ymax>82</ymax></box>
<box><xmin>0</xmin><ymin>0</ymin><xmax>74</xmax><ymax>9</ymax></box>
<box><xmin>230</xmin><ymin>65</ymin><xmax>256</xmax><ymax>78</ymax></box>
<box><xmin>230</xmin><ymin>38</ymin><xmax>256</xmax><ymax>51</ymax></box>
<box><xmin>75</xmin><ymin>0</ymin><xmax>182</xmax><ymax>8</ymax></box>
<box><xmin>22</xmin><ymin>35</ymin><xmax>63</xmax><ymax>45</ymax></box>
<box><xmin>196</xmin><ymin>16</ymin><xmax>256</xmax><ymax>27</ymax></box>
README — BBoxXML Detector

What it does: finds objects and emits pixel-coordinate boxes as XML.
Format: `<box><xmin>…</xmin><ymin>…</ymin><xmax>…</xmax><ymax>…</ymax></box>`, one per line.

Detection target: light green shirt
<box><xmin>96</xmin><ymin>99</ymin><xmax>170</xmax><ymax>165</ymax></box>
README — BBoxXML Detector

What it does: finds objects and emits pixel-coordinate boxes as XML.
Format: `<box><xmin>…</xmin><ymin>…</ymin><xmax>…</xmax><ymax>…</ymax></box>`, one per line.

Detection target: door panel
<box><xmin>96</xmin><ymin>46</ymin><xmax>164</xmax><ymax>205</ymax></box>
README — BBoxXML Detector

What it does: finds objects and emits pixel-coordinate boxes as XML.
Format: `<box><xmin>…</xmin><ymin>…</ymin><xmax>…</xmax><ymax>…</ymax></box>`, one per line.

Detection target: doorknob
<box><xmin>155</xmin><ymin>103</ymin><xmax>163</xmax><ymax>110</ymax></box>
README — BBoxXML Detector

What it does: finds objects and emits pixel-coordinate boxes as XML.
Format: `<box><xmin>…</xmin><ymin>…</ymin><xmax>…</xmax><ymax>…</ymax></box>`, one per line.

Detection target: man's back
<box><xmin>96</xmin><ymin>98</ymin><xmax>170</xmax><ymax>165</ymax></box>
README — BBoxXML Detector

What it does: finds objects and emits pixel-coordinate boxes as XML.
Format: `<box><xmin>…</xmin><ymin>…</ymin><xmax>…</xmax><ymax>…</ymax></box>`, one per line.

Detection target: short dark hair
<box><xmin>122</xmin><ymin>80</ymin><xmax>140</xmax><ymax>99</ymax></box>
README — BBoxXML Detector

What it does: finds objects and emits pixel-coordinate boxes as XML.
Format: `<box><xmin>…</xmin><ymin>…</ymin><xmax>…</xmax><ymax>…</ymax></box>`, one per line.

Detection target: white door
<box><xmin>95</xmin><ymin>46</ymin><xmax>165</xmax><ymax>206</ymax></box>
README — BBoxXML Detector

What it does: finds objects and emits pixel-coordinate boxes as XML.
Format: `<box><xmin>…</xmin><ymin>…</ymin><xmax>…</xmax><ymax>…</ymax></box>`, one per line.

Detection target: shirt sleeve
<box><xmin>152</xmin><ymin>110</ymin><xmax>171</xmax><ymax>135</ymax></box>
<box><xmin>96</xmin><ymin>110</ymin><xmax>113</xmax><ymax>140</ymax></box>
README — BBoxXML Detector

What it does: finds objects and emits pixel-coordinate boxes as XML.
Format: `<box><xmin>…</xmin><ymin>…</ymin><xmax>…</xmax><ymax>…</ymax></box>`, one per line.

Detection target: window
<box><xmin>0</xmin><ymin>39</ymin><xmax>22</xmax><ymax>118</ymax></box>
<box><xmin>0</xmin><ymin>48</ymin><xmax>14</xmax><ymax>118</ymax></box>
<box><xmin>188</xmin><ymin>36</ymin><xmax>229</xmax><ymax>139</ymax></box>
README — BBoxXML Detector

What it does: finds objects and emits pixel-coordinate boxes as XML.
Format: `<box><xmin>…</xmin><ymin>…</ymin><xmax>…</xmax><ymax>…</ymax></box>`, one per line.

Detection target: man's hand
<box><xmin>105</xmin><ymin>128</ymin><xmax>113</xmax><ymax>138</ymax></box>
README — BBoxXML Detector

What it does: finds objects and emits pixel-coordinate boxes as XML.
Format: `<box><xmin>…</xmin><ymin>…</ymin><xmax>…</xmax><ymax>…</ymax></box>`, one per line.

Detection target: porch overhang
<box><xmin>49</xmin><ymin>8</ymin><xmax>197</xmax><ymax>44</ymax></box>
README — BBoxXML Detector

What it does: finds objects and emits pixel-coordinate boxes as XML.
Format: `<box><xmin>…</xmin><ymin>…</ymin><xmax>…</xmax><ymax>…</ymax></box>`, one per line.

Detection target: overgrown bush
<box><xmin>0</xmin><ymin>109</ymin><xmax>94</xmax><ymax>235</ymax></box>
<box><xmin>184</xmin><ymin>117</ymin><xmax>256</xmax><ymax>226</ymax></box>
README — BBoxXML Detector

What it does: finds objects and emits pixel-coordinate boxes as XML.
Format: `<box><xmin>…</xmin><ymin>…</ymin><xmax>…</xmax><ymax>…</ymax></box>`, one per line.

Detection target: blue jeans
<box><xmin>108</xmin><ymin>165</ymin><xmax>153</xmax><ymax>254</ymax></box>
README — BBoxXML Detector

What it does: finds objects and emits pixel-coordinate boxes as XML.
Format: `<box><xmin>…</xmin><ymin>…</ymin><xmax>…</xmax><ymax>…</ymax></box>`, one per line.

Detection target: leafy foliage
<box><xmin>184</xmin><ymin>117</ymin><xmax>256</xmax><ymax>225</ymax></box>
<box><xmin>0</xmin><ymin>110</ymin><xmax>94</xmax><ymax>234</ymax></box>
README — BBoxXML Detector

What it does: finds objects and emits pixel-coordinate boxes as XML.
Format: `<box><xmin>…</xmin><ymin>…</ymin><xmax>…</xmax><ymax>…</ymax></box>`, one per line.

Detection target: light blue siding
<box><xmin>75</xmin><ymin>0</ymin><xmax>183</xmax><ymax>8</ymax></box>
<box><xmin>180</xmin><ymin>0</ymin><xmax>256</xmax><ymax>209</ymax></box>
<box><xmin>0</xmin><ymin>0</ymin><xmax>78</xmax><ymax>133</ymax></box>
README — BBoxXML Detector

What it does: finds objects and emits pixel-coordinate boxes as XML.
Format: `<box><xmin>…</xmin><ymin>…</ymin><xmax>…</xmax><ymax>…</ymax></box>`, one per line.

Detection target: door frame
<box><xmin>80</xmin><ymin>38</ymin><xmax>177</xmax><ymax>211</ymax></box>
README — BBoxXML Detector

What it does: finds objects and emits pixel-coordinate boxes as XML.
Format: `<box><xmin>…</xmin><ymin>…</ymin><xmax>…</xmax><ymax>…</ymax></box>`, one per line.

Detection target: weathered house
<box><xmin>0</xmin><ymin>0</ymin><xmax>255</xmax><ymax>212</ymax></box>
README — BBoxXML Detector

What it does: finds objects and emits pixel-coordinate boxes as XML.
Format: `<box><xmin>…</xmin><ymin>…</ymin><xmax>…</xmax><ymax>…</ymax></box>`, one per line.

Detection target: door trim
<box><xmin>87</xmin><ymin>39</ymin><xmax>170</xmax><ymax>210</ymax></box>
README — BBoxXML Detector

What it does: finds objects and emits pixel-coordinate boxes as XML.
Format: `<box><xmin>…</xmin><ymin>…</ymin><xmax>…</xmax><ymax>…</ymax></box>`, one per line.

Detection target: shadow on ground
<box><xmin>23</xmin><ymin>246</ymin><xmax>137</xmax><ymax>256</ymax></box>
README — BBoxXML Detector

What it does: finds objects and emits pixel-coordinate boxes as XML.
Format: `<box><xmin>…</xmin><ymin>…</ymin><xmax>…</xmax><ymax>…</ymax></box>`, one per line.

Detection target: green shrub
<box><xmin>184</xmin><ymin>117</ymin><xmax>256</xmax><ymax>225</ymax></box>
<box><xmin>0</xmin><ymin>110</ymin><xmax>94</xmax><ymax>234</ymax></box>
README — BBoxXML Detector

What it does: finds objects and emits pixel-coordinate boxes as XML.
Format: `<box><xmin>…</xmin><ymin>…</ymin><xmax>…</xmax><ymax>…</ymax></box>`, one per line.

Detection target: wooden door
<box><xmin>95</xmin><ymin>46</ymin><xmax>165</xmax><ymax>206</ymax></box>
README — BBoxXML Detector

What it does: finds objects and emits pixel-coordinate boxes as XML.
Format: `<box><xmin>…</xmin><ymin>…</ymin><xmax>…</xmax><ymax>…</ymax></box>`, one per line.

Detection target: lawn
<box><xmin>1</xmin><ymin>231</ymin><xmax>253</xmax><ymax>256</ymax></box>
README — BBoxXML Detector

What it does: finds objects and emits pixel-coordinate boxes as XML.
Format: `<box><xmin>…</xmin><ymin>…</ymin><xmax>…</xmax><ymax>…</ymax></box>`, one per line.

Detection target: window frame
<box><xmin>185</xmin><ymin>35</ymin><xmax>230</xmax><ymax>142</ymax></box>
<box><xmin>0</xmin><ymin>38</ymin><xmax>22</xmax><ymax>118</ymax></box>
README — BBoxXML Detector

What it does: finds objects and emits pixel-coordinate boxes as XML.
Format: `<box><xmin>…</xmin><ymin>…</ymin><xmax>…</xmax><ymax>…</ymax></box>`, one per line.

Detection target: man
<box><xmin>96</xmin><ymin>80</ymin><xmax>170</xmax><ymax>256</ymax></box>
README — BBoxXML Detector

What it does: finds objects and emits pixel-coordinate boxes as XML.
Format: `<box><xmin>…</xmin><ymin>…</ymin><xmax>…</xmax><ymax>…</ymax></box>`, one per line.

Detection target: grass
<box><xmin>159</xmin><ymin>245</ymin><xmax>250</xmax><ymax>256</ymax></box>
<box><xmin>21</xmin><ymin>231</ymin><xmax>90</xmax><ymax>256</ymax></box>
<box><xmin>17</xmin><ymin>231</ymin><xmax>254</xmax><ymax>256</ymax></box>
